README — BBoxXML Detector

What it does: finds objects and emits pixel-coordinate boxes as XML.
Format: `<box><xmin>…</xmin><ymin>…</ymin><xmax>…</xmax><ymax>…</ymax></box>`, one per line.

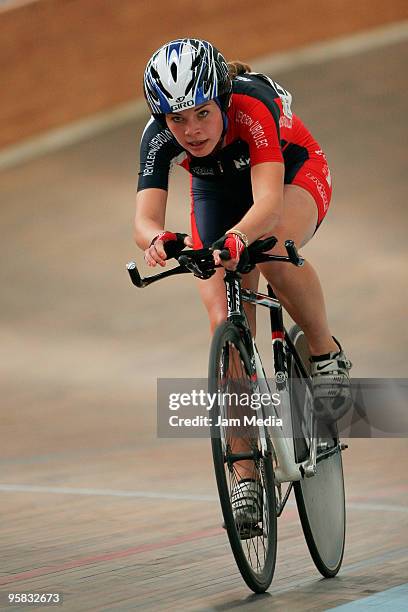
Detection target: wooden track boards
<box><xmin>1</xmin><ymin>38</ymin><xmax>407</xmax><ymax>611</ymax></box>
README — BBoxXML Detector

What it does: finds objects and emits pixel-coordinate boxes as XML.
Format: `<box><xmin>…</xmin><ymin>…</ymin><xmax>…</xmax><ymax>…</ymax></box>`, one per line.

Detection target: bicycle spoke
<box><xmin>210</xmin><ymin>321</ymin><xmax>277</xmax><ymax>591</ymax></box>
<box><xmin>217</xmin><ymin>340</ymin><xmax>272</xmax><ymax>570</ymax></box>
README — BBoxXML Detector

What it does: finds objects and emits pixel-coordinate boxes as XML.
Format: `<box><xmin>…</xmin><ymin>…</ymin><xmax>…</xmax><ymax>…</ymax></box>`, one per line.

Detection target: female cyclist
<box><xmin>134</xmin><ymin>38</ymin><xmax>352</xmax><ymax>520</ymax></box>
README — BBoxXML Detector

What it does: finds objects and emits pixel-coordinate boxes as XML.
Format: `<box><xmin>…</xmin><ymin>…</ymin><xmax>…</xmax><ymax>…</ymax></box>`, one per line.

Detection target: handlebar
<box><xmin>126</xmin><ymin>237</ymin><xmax>304</xmax><ymax>289</ymax></box>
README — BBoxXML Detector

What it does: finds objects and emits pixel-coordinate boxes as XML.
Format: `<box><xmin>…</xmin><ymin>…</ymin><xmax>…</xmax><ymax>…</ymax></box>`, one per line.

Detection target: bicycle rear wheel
<box><xmin>209</xmin><ymin>321</ymin><xmax>277</xmax><ymax>593</ymax></box>
<box><xmin>288</xmin><ymin>324</ymin><xmax>346</xmax><ymax>577</ymax></box>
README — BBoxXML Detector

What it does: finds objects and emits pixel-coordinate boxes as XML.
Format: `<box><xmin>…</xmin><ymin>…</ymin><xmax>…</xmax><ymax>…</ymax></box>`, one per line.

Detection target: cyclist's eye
<box><xmin>198</xmin><ymin>110</ymin><xmax>209</xmax><ymax>118</ymax></box>
<box><xmin>170</xmin><ymin>116</ymin><xmax>183</xmax><ymax>123</ymax></box>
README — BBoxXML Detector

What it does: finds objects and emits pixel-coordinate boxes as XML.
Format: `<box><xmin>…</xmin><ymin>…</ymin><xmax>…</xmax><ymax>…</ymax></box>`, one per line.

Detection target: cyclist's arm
<box><xmin>226</xmin><ymin>91</ymin><xmax>285</xmax><ymax>244</ymax></box>
<box><xmin>228</xmin><ymin>161</ymin><xmax>284</xmax><ymax>243</ymax></box>
<box><xmin>134</xmin><ymin>187</ymin><xmax>193</xmax><ymax>267</ymax></box>
<box><xmin>135</xmin><ymin>117</ymin><xmax>177</xmax><ymax>249</ymax></box>
<box><xmin>134</xmin><ymin>187</ymin><xmax>168</xmax><ymax>249</ymax></box>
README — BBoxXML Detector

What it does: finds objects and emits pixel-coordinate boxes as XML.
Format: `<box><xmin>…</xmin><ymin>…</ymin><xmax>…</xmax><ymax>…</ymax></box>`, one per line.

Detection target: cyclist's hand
<box><xmin>212</xmin><ymin>233</ymin><xmax>247</xmax><ymax>271</ymax></box>
<box><xmin>144</xmin><ymin>231</ymin><xmax>193</xmax><ymax>267</ymax></box>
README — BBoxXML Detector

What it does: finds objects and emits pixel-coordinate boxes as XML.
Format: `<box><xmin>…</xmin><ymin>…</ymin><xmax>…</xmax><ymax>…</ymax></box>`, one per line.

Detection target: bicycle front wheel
<box><xmin>288</xmin><ymin>324</ymin><xmax>346</xmax><ymax>577</ymax></box>
<box><xmin>209</xmin><ymin>321</ymin><xmax>277</xmax><ymax>593</ymax></box>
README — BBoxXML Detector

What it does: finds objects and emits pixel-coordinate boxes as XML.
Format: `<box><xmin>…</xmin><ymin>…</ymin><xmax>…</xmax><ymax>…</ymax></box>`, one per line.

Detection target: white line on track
<box><xmin>0</xmin><ymin>483</ymin><xmax>407</xmax><ymax>513</ymax></box>
<box><xmin>0</xmin><ymin>0</ymin><xmax>38</xmax><ymax>14</ymax></box>
<box><xmin>0</xmin><ymin>21</ymin><xmax>407</xmax><ymax>170</ymax></box>
<box><xmin>253</xmin><ymin>20</ymin><xmax>408</xmax><ymax>74</ymax></box>
<box><xmin>0</xmin><ymin>483</ymin><xmax>218</xmax><ymax>502</ymax></box>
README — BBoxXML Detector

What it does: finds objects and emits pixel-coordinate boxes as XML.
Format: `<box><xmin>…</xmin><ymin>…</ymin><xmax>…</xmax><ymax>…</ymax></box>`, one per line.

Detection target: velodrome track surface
<box><xmin>1</xmin><ymin>37</ymin><xmax>408</xmax><ymax>610</ymax></box>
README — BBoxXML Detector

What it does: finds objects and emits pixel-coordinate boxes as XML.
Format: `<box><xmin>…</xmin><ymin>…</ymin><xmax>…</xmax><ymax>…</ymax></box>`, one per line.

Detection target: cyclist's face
<box><xmin>165</xmin><ymin>101</ymin><xmax>223</xmax><ymax>156</ymax></box>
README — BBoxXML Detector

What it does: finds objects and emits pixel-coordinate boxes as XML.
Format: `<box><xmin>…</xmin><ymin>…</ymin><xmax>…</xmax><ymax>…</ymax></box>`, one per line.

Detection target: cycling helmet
<box><xmin>143</xmin><ymin>38</ymin><xmax>232</xmax><ymax>120</ymax></box>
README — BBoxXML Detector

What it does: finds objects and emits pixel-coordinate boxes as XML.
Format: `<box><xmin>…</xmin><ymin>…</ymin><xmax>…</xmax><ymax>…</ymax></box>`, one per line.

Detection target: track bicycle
<box><xmin>127</xmin><ymin>237</ymin><xmax>347</xmax><ymax>593</ymax></box>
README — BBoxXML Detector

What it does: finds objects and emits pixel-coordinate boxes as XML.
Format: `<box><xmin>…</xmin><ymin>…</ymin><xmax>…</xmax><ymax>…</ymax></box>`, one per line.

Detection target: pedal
<box><xmin>237</xmin><ymin>523</ymin><xmax>263</xmax><ymax>540</ymax></box>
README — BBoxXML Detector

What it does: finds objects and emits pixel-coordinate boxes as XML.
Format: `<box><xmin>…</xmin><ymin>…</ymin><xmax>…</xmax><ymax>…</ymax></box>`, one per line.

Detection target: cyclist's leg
<box><xmin>191</xmin><ymin>176</ymin><xmax>260</xmax><ymax>481</ymax></box>
<box><xmin>258</xmin><ymin>182</ymin><xmax>352</xmax><ymax>420</ymax></box>
<box><xmin>257</xmin><ymin>183</ymin><xmax>337</xmax><ymax>357</ymax></box>
<box><xmin>198</xmin><ymin>271</ymin><xmax>260</xmax><ymax>482</ymax></box>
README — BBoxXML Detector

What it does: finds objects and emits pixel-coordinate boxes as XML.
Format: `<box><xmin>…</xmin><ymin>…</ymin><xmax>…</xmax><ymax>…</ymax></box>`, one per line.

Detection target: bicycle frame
<box><xmin>127</xmin><ymin>240</ymin><xmax>338</xmax><ymax>485</ymax></box>
<box><xmin>223</xmin><ymin>269</ymin><xmax>317</xmax><ymax>484</ymax></box>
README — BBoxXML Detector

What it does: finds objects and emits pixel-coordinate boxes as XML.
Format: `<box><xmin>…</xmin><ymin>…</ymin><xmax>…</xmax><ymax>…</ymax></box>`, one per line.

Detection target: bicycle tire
<box><xmin>209</xmin><ymin>321</ymin><xmax>277</xmax><ymax>593</ymax></box>
<box><xmin>288</xmin><ymin>324</ymin><xmax>346</xmax><ymax>577</ymax></box>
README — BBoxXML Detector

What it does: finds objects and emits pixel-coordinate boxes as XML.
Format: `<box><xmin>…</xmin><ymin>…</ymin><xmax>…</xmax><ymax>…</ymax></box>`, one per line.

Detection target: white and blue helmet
<box><xmin>143</xmin><ymin>38</ymin><xmax>231</xmax><ymax>118</ymax></box>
